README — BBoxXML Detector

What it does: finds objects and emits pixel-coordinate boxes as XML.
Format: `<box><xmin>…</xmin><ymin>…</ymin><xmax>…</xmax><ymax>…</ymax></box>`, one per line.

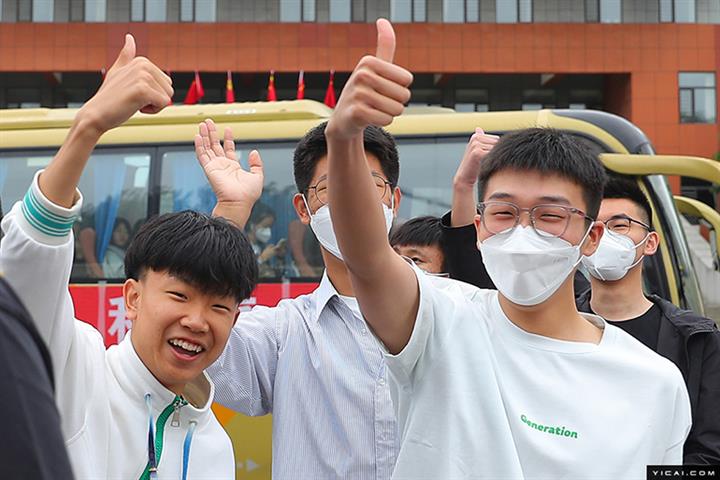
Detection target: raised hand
<box><xmin>326</xmin><ymin>19</ymin><xmax>413</xmax><ymax>140</ymax></box>
<box><xmin>78</xmin><ymin>34</ymin><xmax>173</xmax><ymax>136</ymax></box>
<box><xmin>194</xmin><ymin>119</ymin><xmax>264</xmax><ymax>228</ymax></box>
<box><xmin>451</xmin><ymin>128</ymin><xmax>499</xmax><ymax>227</ymax></box>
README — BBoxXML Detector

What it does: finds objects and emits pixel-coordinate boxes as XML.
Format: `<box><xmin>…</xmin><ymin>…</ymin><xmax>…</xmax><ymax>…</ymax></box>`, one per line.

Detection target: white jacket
<box><xmin>0</xmin><ymin>175</ymin><xmax>235</xmax><ymax>479</ymax></box>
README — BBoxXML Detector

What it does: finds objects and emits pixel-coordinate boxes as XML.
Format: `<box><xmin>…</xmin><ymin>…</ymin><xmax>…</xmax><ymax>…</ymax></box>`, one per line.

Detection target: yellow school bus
<box><xmin>1</xmin><ymin>100</ymin><xmax>718</xmax><ymax>478</ymax></box>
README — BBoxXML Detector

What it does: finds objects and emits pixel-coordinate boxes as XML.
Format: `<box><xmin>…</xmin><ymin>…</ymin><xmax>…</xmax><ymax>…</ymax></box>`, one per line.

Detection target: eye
<box><xmin>167</xmin><ymin>291</ymin><xmax>187</xmax><ymax>300</ymax></box>
<box><xmin>411</xmin><ymin>257</ymin><xmax>426</xmax><ymax>265</ymax></box>
<box><xmin>212</xmin><ymin>304</ymin><xmax>232</xmax><ymax>313</ymax></box>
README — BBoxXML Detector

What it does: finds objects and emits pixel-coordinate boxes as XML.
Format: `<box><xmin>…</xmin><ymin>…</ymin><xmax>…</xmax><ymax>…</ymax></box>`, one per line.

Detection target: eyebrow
<box><xmin>313</xmin><ymin>170</ymin><xmax>386</xmax><ymax>185</ymax></box>
<box><xmin>487</xmin><ymin>192</ymin><xmax>572</xmax><ymax>205</ymax></box>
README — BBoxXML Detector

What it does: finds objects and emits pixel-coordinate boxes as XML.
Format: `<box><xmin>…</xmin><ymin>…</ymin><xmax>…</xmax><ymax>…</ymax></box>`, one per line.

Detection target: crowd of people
<box><xmin>0</xmin><ymin>19</ymin><xmax>718</xmax><ymax>480</ymax></box>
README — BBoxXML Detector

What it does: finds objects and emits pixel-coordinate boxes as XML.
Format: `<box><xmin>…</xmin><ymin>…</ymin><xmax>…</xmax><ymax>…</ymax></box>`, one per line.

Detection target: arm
<box><xmin>194</xmin><ymin>119</ymin><xmax>264</xmax><ymax>229</ymax></box>
<box><xmin>324</xmin><ymin>19</ymin><xmax>416</xmax><ymax>353</ymax></box>
<box><xmin>451</xmin><ymin>129</ymin><xmax>498</xmax><ymax>227</ymax></box>
<box><xmin>439</xmin><ymin>212</ymin><xmax>495</xmax><ymax>289</ymax></box>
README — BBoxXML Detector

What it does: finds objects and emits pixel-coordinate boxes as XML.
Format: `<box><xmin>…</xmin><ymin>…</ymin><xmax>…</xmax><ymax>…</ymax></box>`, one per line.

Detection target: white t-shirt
<box><xmin>385</xmin><ymin>271</ymin><xmax>691</xmax><ymax>480</ymax></box>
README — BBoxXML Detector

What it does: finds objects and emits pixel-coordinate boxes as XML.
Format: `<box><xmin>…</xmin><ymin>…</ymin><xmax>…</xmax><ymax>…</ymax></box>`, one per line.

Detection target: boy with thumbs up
<box><xmin>325</xmin><ymin>19</ymin><xmax>690</xmax><ymax>479</ymax></box>
<box><xmin>0</xmin><ymin>35</ymin><xmax>260</xmax><ymax>479</ymax></box>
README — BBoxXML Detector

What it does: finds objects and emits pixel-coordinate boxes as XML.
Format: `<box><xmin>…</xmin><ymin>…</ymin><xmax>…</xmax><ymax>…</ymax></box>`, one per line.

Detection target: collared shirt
<box><xmin>208</xmin><ymin>273</ymin><xmax>398</xmax><ymax>480</ymax></box>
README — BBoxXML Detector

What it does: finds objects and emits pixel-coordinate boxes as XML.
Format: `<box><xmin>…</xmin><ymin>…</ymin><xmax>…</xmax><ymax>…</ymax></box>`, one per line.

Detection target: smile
<box><xmin>168</xmin><ymin>338</ymin><xmax>204</xmax><ymax>356</ymax></box>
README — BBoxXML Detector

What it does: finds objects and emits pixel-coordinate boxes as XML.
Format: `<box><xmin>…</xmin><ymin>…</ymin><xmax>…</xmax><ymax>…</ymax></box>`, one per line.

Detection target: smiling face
<box><xmin>124</xmin><ymin>269</ymin><xmax>239</xmax><ymax>395</ymax></box>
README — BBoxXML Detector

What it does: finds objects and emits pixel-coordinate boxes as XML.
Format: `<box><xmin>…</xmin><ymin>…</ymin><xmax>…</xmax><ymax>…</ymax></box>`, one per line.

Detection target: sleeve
<box><xmin>662</xmin><ymin>369</ymin><xmax>693</xmax><ymax>465</ymax></box>
<box><xmin>207</xmin><ymin>305</ymin><xmax>282</xmax><ymax>416</ymax></box>
<box><xmin>439</xmin><ymin>212</ymin><xmax>495</xmax><ymax>289</ymax></box>
<box><xmin>0</xmin><ymin>170</ymin><xmax>101</xmax><ymax>440</ymax></box>
<box><xmin>682</xmin><ymin>329</ymin><xmax>720</xmax><ymax>465</ymax></box>
<box><xmin>0</xmin><ymin>279</ymin><xmax>75</xmax><ymax>480</ymax></box>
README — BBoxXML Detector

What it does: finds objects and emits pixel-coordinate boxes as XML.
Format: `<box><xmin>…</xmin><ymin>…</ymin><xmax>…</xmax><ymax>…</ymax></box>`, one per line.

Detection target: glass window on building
<box><xmin>599</xmin><ymin>0</ymin><xmax>621</xmax><ymax>23</ymax></box>
<box><xmin>585</xmin><ymin>0</ymin><xmax>600</xmax><ymax>21</ymax></box>
<box><xmin>131</xmin><ymin>0</ymin><xmax>143</xmax><ymax>20</ymax></box>
<box><xmin>194</xmin><ymin>0</ymin><xmax>215</xmax><ymax>21</ymax></box>
<box><xmin>145</xmin><ymin>0</ymin><xmax>166</xmax><ymax>21</ymax></box>
<box><xmin>32</xmin><ymin>0</ymin><xmax>53</xmax><ymax>21</ymax></box>
<box><xmin>303</xmin><ymin>0</ymin><xmax>316</xmax><ymax>20</ymax></box>
<box><xmin>496</xmin><ymin>0</ymin><xmax>532</xmax><ymax>23</ymax></box>
<box><xmin>280</xmin><ymin>0</ymin><xmax>299</xmax><ymax>22</ymax></box>
<box><xmin>85</xmin><ymin>0</ymin><xmax>106</xmax><ymax>22</ymax></box>
<box><xmin>679</xmin><ymin>72</ymin><xmax>716</xmax><ymax>123</ymax></box>
<box><xmin>180</xmin><ymin>0</ymin><xmax>193</xmax><ymax>21</ymax></box>
<box><xmin>329</xmin><ymin>0</ymin><xmax>350</xmax><ymax>21</ymax></box>
<box><xmin>661</xmin><ymin>0</ymin><xmax>696</xmax><ymax>22</ymax></box>
<box><xmin>392</xmin><ymin>0</ymin><xmax>427</xmax><ymax>22</ymax></box>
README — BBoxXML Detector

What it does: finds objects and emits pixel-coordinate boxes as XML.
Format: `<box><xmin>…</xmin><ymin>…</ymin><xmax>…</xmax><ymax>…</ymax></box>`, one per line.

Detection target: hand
<box><xmin>325</xmin><ymin>19</ymin><xmax>413</xmax><ymax>141</ymax></box>
<box><xmin>77</xmin><ymin>34</ymin><xmax>173</xmax><ymax>136</ymax></box>
<box><xmin>454</xmin><ymin>128</ymin><xmax>499</xmax><ymax>189</ymax></box>
<box><xmin>195</xmin><ymin>119</ymin><xmax>264</xmax><ymax>228</ymax></box>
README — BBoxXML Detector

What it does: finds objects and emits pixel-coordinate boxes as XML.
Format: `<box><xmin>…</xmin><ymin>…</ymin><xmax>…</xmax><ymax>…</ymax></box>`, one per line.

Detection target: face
<box><xmin>597</xmin><ymin>198</ymin><xmax>658</xmax><ymax>259</ymax></box>
<box><xmin>112</xmin><ymin>222</ymin><xmax>130</xmax><ymax>248</ymax></box>
<box><xmin>393</xmin><ymin>244</ymin><xmax>445</xmax><ymax>274</ymax></box>
<box><xmin>292</xmin><ymin>153</ymin><xmax>401</xmax><ymax>223</ymax></box>
<box><xmin>474</xmin><ymin>169</ymin><xmax>603</xmax><ymax>256</ymax></box>
<box><xmin>124</xmin><ymin>269</ymin><xmax>239</xmax><ymax>395</ymax></box>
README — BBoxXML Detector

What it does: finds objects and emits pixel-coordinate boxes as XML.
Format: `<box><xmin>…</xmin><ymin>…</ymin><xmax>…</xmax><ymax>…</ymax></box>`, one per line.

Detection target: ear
<box><xmin>232</xmin><ymin>307</ymin><xmax>241</xmax><ymax>325</ymax></box>
<box><xmin>292</xmin><ymin>193</ymin><xmax>311</xmax><ymax>225</ymax></box>
<box><xmin>392</xmin><ymin>186</ymin><xmax>402</xmax><ymax>215</ymax></box>
<box><xmin>474</xmin><ymin>213</ymin><xmax>488</xmax><ymax>244</ymax></box>
<box><xmin>580</xmin><ymin>221</ymin><xmax>605</xmax><ymax>257</ymax></box>
<box><xmin>123</xmin><ymin>278</ymin><xmax>141</xmax><ymax>322</ymax></box>
<box><xmin>643</xmin><ymin>231</ymin><xmax>660</xmax><ymax>256</ymax></box>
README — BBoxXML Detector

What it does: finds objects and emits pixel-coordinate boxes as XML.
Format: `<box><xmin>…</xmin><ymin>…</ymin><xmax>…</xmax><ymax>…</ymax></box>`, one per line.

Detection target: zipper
<box><xmin>139</xmin><ymin>395</ymin><xmax>188</xmax><ymax>480</ymax></box>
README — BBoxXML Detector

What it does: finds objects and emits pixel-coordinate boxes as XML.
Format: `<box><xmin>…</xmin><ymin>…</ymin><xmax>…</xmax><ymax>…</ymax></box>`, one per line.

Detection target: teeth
<box><xmin>169</xmin><ymin>338</ymin><xmax>204</xmax><ymax>353</ymax></box>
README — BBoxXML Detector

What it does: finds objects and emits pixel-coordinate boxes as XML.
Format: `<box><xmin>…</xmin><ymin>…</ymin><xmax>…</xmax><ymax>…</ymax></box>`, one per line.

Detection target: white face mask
<box><xmin>303</xmin><ymin>195</ymin><xmax>395</xmax><ymax>261</ymax></box>
<box><xmin>478</xmin><ymin>225</ymin><xmax>591</xmax><ymax>306</ymax></box>
<box><xmin>255</xmin><ymin>226</ymin><xmax>272</xmax><ymax>244</ymax></box>
<box><xmin>582</xmin><ymin>230</ymin><xmax>648</xmax><ymax>281</ymax></box>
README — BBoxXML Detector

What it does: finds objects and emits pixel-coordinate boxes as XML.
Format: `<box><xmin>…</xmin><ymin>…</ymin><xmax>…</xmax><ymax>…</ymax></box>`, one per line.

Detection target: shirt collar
<box><xmin>312</xmin><ymin>270</ymin><xmax>341</xmax><ymax>324</ymax></box>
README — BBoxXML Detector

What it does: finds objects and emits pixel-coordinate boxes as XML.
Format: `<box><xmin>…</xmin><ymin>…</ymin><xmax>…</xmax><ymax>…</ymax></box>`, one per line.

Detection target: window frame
<box><xmin>678</xmin><ymin>72</ymin><xmax>717</xmax><ymax>124</ymax></box>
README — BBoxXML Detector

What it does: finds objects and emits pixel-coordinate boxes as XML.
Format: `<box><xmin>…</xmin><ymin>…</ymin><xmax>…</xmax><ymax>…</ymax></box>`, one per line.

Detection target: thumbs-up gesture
<box><xmin>78</xmin><ymin>34</ymin><xmax>173</xmax><ymax>136</ymax></box>
<box><xmin>326</xmin><ymin>19</ymin><xmax>413</xmax><ymax>141</ymax></box>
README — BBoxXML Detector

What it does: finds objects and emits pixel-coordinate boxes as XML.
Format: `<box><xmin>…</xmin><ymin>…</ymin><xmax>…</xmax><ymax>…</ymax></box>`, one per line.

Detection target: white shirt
<box><xmin>386</xmin><ymin>270</ymin><xmax>691</xmax><ymax>480</ymax></box>
<box><xmin>208</xmin><ymin>273</ymin><xmax>398</xmax><ymax>480</ymax></box>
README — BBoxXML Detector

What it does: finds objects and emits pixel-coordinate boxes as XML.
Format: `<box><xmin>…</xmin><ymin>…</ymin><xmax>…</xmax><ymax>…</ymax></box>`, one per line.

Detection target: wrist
<box><xmin>73</xmin><ymin>109</ymin><xmax>106</xmax><ymax>142</ymax></box>
<box><xmin>212</xmin><ymin>201</ymin><xmax>254</xmax><ymax>229</ymax></box>
<box><xmin>452</xmin><ymin>177</ymin><xmax>476</xmax><ymax>192</ymax></box>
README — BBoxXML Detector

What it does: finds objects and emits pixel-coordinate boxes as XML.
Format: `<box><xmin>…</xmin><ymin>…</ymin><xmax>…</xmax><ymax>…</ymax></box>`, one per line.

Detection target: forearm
<box><xmin>39</xmin><ymin>115</ymin><xmax>102</xmax><ymax>208</ymax></box>
<box><xmin>326</xmin><ymin>134</ymin><xmax>394</xmax><ymax>276</ymax></box>
<box><xmin>451</xmin><ymin>180</ymin><xmax>477</xmax><ymax>227</ymax></box>
<box><xmin>212</xmin><ymin>201</ymin><xmax>254</xmax><ymax>230</ymax></box>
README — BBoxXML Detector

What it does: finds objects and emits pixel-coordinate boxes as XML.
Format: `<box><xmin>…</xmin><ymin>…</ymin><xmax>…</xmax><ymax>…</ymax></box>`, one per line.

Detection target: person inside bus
<box><xmin>322</xmin><ymin>18</ymin><xmax>690</xmax><ymax>479</ymax></box>
<box><xmin>0</xmin><ymin>34</ymin><xmax>260</xmax><ymax>479</ymax></box>
<box><xmin>199</xmin><ymin>118</ymin><xmax>402</xmax><ymax>479</ymax></box>
<box><xmin>246</xmin><ymin>204</ymin><xmax>287</xmax><ymax>278</ymax></box>
<box><xmin>288</xmin><ymin>217</ymin><xmax>324</xmax><ymax>277</ymax></box>
<box><xmin>390</xmin><ymin>215</ymin><xmax>446</xmax><ymax>275</ymax></box>
<box><xmin>579</xmin><ymin>175</ymin><xmax>720</xmax><ymax>465</ymax></box>
<box><xmin>102</xmin><ymin>216</ymin><xmax>131</xmax><ymax>278</ymax></box>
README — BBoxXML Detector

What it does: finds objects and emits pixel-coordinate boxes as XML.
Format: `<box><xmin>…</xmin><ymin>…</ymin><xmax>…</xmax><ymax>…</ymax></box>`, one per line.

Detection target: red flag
<box><xmin>226</xmin><ymin>71</ymin><xmax>235</xmax><ymax>103</ymax></box>
<box><xmin>184</xmin><ymin>71</ymin><xmax>205</xmax><ymax>105</ymax></box>
<box><xmin>296</xmin><ymin>70</ymin><xmax>305</xmax><ymax>100</ymax></box>
<box><xmin>324</xmin><ymin>70</ymin><xmax>336</xmax><ymax>108</ymax></box>
<box><xmin>267</xmin><ymin>71</ymin><xmax>277</xmax><ymax>102</ymax></box>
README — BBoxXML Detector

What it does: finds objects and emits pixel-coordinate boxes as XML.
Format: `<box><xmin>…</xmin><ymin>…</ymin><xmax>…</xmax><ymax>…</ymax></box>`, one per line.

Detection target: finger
<box><xmin>143</xmin><ymin>61</ymin><xmax>174</xmax><ymax>97</ymax></box>
<box><xmin>198</xmin><ymin>121</ymin><xmax>213</xmax><ymax>152</ymax></box>
<box><xmin>108</xmin><ymin>34</ymin><xmax>136</xmax><ymax>75</ymax></box>
<box><xmin>205</xmin><ymin>119</ymin><xmax>225</xmax><ymax>158</ymax></box>
<box><xmin>375</xmin><ymin>18</ymin><xmax>396</xmax><ymax>63</ymax></box>
<box><xmin>247</xmin><ymin>150</ymin><xmax>264</xmax><ymax>177</ymax></box>
<box><xmin>360</xmin><ymin>56</ymin><xmax>413</xmax><ymax>87</ymax></box>
<box><xmin>194</xmin><ymin>135</ymin><xmax>211</xmax><ymax>167</ymax></box>
<box><xmin>223</xmin><ymin>127</ymin><xmax>236</xmax><ymax>159</ymax></box>
<box><xmin>475</xmin><ymin>127</ymin><xmax>485</xmax><ymax>136</ymax></box>
<box><xmin>138</xmin><ymin>74</ymin><xmax>172</xmax><ymax>115</ymax></box>
<box><xmin>363</xmin><ymin>71</ymin><xmax>411</xmax><ymax>105</ymax></box>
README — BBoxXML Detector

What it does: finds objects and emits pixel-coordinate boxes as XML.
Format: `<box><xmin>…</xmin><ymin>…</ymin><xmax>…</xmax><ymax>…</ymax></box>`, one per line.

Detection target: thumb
<box><xmin>248</xmin><ymin>150</ymin><xmax>264</xmax><ymax>177</ymax></box>
<box><xmin>108</xmin><ymin>34</ymin><xmax>136</xmax><ymax>74</ymax></box>
<box><xmin>375</xmin><ymin>18</ymin><xmax>396</xmax><ymax>63</ymax></box>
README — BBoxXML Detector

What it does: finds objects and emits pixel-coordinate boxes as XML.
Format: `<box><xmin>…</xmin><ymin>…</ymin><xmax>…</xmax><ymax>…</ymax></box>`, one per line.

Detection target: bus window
<box><xmin>74</xmin><ymin>149</ymin><xmax>151</xmax><ymax>282</ymax></box>
<box><xmin>0</xmin><ymin>151</ymin><xmax>53</xmax><ymax>216</ymax></box>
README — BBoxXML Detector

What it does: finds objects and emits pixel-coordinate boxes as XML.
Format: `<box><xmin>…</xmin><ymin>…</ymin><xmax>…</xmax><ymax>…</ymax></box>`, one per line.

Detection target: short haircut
<box><xmin>477</xmin><ymin>128</ymin><xmax>607</xmax><ymax>218</ymax></box>
<box><xmin>293</xmin><ymin>121</ymin><xmax>400</xmax><ymax>193</ymax></box>
<box><xmin>390</xmin><ymin>216</ymin><xmax>443</xmax><ymax>249</ymax></box>
<box><xmin>124</xmin><ymin>211</ymin><xmax>258</xmax><ymax>303</ymax></box>
<box><xmin>603</xmin><ymin>175</ymin><xmax>653</xmax><ymax>227</ymax></box>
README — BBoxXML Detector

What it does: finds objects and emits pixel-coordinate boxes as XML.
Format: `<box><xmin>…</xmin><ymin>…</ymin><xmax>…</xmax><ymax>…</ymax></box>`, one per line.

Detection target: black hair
<box><xmin>246</xmin><ymin>203</ymin><xmax>275</xmax><ymax>229</ymax></box>
<box><xmin>293</xmin><ymin>121</ymin><xmax>400</xmax><ymax>193</ymax></box>
<box><xmin>602</xmin><ymin>175</ymin><xmax>653</xmax><ymax>227</ymax></box>
<box><xmin>124</xmin><ymin>211</ymin><xmax>258</xmax><ymax>303</ymax></box>
<box><xmin>390</xmin><ymin>216</ymin><xmax>443</xmax><ymax>249</ymax></box>
<box><xmin>477</xmin><ymin>128</ymin><xmax>607</xmax><ymax>218</ymax></box>
<box><xmin>111</xmin><ymin>217</ymin><xmax>132</xmax><ymax>248</ymax></box>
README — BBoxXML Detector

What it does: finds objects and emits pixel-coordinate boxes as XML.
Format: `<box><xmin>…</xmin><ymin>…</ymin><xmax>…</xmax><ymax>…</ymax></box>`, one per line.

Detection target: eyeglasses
<box><xmin>307</xmin><ymin>173</ymin><xmax>391</xmax><ymax>206</ymax></box>
<box><xmin>603</xmin><ymin>215</ymin><xmax>651</xmax><ymax>235</ymax></box>
<box><xmin>477</xmin><ymin>201</ymin><xmax>594</xmax><ymax>238</ymax></box>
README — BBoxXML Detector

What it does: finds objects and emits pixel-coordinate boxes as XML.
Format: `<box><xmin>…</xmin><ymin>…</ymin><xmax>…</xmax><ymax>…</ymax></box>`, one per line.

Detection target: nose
<box><xmin>180</xmin><ymin>311</ymin><xmax>209</xmax><ymax>334</ymax></box>
<box><xmin>517</xmin><ymin>209</ymin><xmax>533</xmax><ymax>228</ymax></box>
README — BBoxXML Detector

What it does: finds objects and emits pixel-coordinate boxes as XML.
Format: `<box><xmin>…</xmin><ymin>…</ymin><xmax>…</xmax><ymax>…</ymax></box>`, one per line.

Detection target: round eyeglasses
<box><xmin>477</xmin><ymin>201</ymin><xmax>594</xmax><ymax>238</ymax></box>
<box><xmin>307</xmin><ymin>173</ymin><xmax>391</xmax><ymax>206</ymax></box>
<box><xmin>603</xmin><ymin>215</ymin><xmax>652</xmax><ymax>235</ymax></box>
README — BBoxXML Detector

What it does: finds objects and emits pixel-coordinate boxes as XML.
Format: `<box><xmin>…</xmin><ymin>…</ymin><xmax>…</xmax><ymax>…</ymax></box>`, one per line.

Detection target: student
<box><xmin>323</xmin><ymin>18</ymin><xmax>691</xmax><ymax>479</ymax></box>
<box><xmin>0</xmin><ymin>35</ymin><xmax>259</xmax><ymax>479</ymax></box>
<box><xmin>199</xmin><ymin>119</ymin><xmax>401</xmax><ymax>479</ymax></box>
<box><xmin>579</xmin><ymin>175</ymin><xmax>720</xmax><ymax>465</ymax></box>
<box><xmin>390</xmin><ymin>216</ymin><xmax>445</xmax><ymax>274</ymax></box>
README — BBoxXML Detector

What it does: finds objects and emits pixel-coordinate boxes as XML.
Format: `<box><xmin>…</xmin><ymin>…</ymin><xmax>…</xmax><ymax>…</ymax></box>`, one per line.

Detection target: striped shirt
<box><xmin>208</xmin><ymin>273</ymin><xmax>398</xmax><ymax>480</ymax></box>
